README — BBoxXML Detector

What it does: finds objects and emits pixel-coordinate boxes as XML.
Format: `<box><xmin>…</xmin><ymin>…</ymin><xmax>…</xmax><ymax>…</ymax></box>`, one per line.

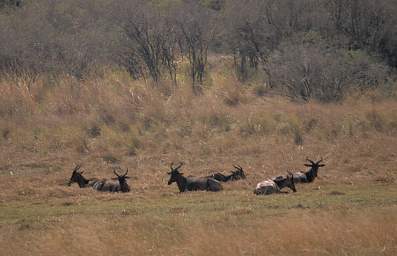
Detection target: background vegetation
<box><xmin>1</xmin><ymin>1</ymin><xmax>397</xmax><ymax>255</ymax></box>
<box><xmin>1</xmin><ymin>0</ymin><xmax>396</xmax><ymax>100</ymax></box>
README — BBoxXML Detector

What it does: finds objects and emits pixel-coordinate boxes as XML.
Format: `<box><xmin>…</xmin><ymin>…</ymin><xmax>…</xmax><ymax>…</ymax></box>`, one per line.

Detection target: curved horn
<box><xmin>175</xmin><ymin>162</ymin><xmax>184</xmax><ymax>170</ymax></box>
<box><xmin>317</xmin><ymin>157</ymin><xmax>324</xmax><ymax>164</ymax></box>
<box><xmin>170</xmin><ymin>162</ymin><xmax>174</xmax><ymax>170</ymax></box>
<box><xmin>113</xmin><ymin>169</ymin><xmax>120</xmax><ymax>177</ymax></box>
<box><xmin>123</xmin><ymin>168</ymin><xmax>129</xmax><ymax>177</ymax></box>
<box><xmin>306</xmin><ymin>158</ymin><xmax>315</xmax><ymax>165</ymax></box>
<box><xmin>73</xmin><ymin>164</ymin><xmax>82</xmax><ymax>173</ymax></box>
<box><xmin>233</xmin><ymin>164</ymin><xmax>243</xmax><ymax>170</ymax></box>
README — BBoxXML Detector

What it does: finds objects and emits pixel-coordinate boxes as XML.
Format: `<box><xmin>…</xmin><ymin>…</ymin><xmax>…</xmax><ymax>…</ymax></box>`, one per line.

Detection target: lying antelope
<box><xmin>254</xmin><ymin>173</ymin><xmax>296</xmax><ymax>195</ymax></box>
<box><xmin>68</xmin><ymin>165</ymin><xmax>102</xmax><ymax>188</ymax></box>
<box><xmin>167</xmin><ymin>162</ymin><xmax>223</xmax><ymax>192</ymax></box>
<box><xmin>291</xmin><ymin>158</ymin><xmax>325</xmax><ymax>183</ymax></box>
<box><xmin>68</xmin><ymin>165</ymin><xmax>130</xmax><ymax>193</ymax></box>
<box><xmin>92</xmin><ymin>168</ymin><xmax>131</xmax><ymax>193</ymax></box>
<box><xmin>207</xmin><ymin>165</ymin><xmax>246</xmax><ymax>182</ymax></box>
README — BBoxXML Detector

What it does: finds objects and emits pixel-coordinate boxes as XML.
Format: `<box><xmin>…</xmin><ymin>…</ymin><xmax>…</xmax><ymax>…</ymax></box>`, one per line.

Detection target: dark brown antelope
<box><xmin>167</xmin><ymin>162</ymin><xmax>223</xmax><ymax>192</ymax></box>
<box><xmin>254</xmin><ymin>173</ymin><xmax>296</xmax><ymax>195</ymax></box>
<box><xmin>207</xmin><ymin>165</ymin><xmax>246</xmax><ymax>182</ymax></box>
<box><xmin>68</xmin><ymin>165</ymin><xmax>103</xmax><ymax>188</ymax></box>
<box><xmin>68</xmin><ymin>165</ymin><xmax>130</xmax><ymax>193</ymax></box>
<box><xmin>291</xmin><ymin>158</ymin><xmax>326</xmax><ymax>183</ymax></box>
<box><xmin>92</xmin><ymin>167</ymin><xmax>131</xmax><ymax>193</ymax></box>
<box><xmin>231</xmin><ymin>165</ymin><xmax>246</xmax><ymax>180</ymax></box>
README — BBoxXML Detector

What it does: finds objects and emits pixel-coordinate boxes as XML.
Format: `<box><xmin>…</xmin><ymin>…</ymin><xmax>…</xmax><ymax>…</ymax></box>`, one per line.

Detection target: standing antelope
<box><xmin>167</xmin><ymin>162</ymin><xmax>223</xmax><ymax>192</ymax></box>
<box><xmin>254</xmin><ymin>173</ymin><xmax>296</xmax><ymax>195</ymax></box>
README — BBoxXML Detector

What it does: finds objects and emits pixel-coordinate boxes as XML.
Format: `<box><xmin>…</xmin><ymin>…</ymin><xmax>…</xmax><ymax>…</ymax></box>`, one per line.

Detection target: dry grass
<box><xmin>0</xmin><ymin>184</ymin><xmax>396</xmax><ymax>256</ymax></box>
<box><xmin>0</xmin><ymin>64</ymin><xmax>397</xmax><ymax>255</ymax></box>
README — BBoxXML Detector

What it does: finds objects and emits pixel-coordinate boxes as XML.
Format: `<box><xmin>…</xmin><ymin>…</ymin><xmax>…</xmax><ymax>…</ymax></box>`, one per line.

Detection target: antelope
<box><xmin>93</xmin><ymin>167</ymin><xmax>131</xmax><ymax>193</ymax></box>
<box><xmin>291</xmin><ymin>158</ymin><xmax>325</xmax><ymax>183</ymax></box>
<box><xmin>254</xmin><ymin>173</ymin><xmax>296</xmax><ymax>195</ymax></box>
<box><xmin>207</xmin><ymin>165</ymin><xmax>246</xmax><ymax>182</ymax></box>
<box><xmin>167</xmin><ymin>162</ymin><xmax>223</xmax><ymax>192</ymax></box>
<box><xmin>68</xmin><ymin>165</ymin><xmax>103</xmax><ymax>188</ymax></box>
<box><xmin>68</xmin><ymin>165</ymin><xmax>130</xmax><ymax>193</ymax></box>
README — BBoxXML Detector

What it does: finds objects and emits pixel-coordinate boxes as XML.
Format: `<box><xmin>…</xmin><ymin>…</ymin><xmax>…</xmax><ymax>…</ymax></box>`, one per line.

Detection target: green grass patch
<box><xmin>1</xmin><ymin>184</ymin><xmax>396</xmax><ymax>225</ymax></box>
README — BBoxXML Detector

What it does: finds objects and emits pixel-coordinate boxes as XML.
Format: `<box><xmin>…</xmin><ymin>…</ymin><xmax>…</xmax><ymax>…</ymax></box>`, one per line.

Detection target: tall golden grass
<box><xmin>1</xmin><ymin>67</ymin><xmax>396</xmax><ymax>185</ymax></box>
<box><xmin>0</xmin><ymin>65</ymin><xmax>396</xmax><ymax>255</ymax></box>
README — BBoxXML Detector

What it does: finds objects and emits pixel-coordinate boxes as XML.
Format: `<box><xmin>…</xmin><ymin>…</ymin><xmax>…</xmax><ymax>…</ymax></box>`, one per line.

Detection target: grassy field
<box><xmin>0</xmin><ymin>62</ymin><xmax>397</xmax><ymax>255</ymax></box>
<box><xmin>0</xmin><ymin>183</ymin><xmax>396</xmax><ymax>256</ymax></box>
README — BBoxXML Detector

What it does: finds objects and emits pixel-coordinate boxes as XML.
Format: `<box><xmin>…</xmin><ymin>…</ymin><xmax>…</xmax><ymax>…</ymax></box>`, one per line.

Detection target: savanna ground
<box><xmin>1</xmin><ymin>60</ymin><xmax>397</xmax><ymax>256</ymax></box>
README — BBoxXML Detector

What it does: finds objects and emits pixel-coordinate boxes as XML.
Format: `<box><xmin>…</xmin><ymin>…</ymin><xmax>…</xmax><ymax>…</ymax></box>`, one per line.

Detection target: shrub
<box><xmin>267</xmin><ymin>40</ymin><xmax>390</xmax><ymax>102</ymax></box>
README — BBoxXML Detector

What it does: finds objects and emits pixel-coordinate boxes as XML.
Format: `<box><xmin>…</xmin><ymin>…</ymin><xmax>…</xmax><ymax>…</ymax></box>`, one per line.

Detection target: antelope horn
<box><xmin>170</xmin><ymin>162</ymin><xmax>174</xmax><ymax>170</ymax></box>
<box><xmin>233</xmin><ymin>164</ymin><xmax>243</xmax><ymax>170</ymax></box>
<box><xmin>175</xmin><ymin>162</ymin><xmax>184</xmax><ymax>170</ymax></box>
<box><xmin>73</xmin><ymin>164</ymin><xmax>82</xmax><ymax>173</ymax></box>
<box><xmin>113</xmin><ymin>169</ymin><xmax>120</xmax><ymax>177</ymax></box>
<box><xmin>123</xmin><ymin>168</ymin><xmax>129</xmax><ymax>177</ymax></box>
<box><xmin>306</xmin><ymin>158</ymin><xmax>315</xmax><ymax>165</ymax></box>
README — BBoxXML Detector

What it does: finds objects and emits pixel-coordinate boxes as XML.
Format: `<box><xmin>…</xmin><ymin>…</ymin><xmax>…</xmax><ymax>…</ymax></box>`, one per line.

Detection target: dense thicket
<box><xmin>0</xmin><ymin>0</ymin><xmax>396</xmax><ymax>101</ymax></box>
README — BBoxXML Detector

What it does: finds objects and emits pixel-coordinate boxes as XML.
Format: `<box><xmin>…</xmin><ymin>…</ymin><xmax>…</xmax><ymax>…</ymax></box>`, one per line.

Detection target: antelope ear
<box><xmin>304</xmin><ymin>164</ymin><xmax>312</xmax><ymax>167</ymax></box>
<box><xmin>111</xmin><ymin>177</ymin><xmax>118</xmax><ymax>180</ymax></box>
<box><xmin>319</xmin><ymin>164</ymin><xmax>325</xmax><ymax>167</ymax></box>
<box><xmin>125</xmin><ymin>176</ymin><xmax>131</xmax><ymax>179</ymax></box>
<box><xmin>167</xmin><ymin>172</ymin><xmax>171</xmax><ymax>175</ymax></box>
<box><xmin>179</xmin><ymin>172</ymin><xmax>184</xmax><ymax>175</ymax></box>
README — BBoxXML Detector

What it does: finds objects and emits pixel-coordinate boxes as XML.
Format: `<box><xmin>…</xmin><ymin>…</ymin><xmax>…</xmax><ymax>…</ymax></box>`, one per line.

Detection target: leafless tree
<box><xmin>175</xmin><ymin>1</ymin><xmax>217</xmax><ymax>94</ymax></box>
<box><xmin>0</xmin><ymin>0</ymin><xmax>395</xmax><ymax>101</ymax></box>
<box><xmin>115</xmin><ymin>1</ymin><xmax>179</xmax><ymax>85</ymax></box>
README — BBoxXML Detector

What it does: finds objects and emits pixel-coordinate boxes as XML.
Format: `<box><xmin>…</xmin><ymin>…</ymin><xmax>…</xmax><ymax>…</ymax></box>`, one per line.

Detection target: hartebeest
<box><xmin>167</xmin><ymin>162</ymin><xmax>223</xmax><ymax>192</ymax></box>
<box><xmin>207</xmin><ymin>165</ymin><xmax>246</xmax><ymax>182</ymax></box>
<box><xmin>291</xmin><ymin>158</ymin><xmax>325</xmax><ymax>183</ymax></box>
<box><xmin>68</xmin><ymin>165</ymin><xmax>130</xmax><ymax>193</ymax></box>
<box><xmin>92</xmin><ymin>168</ymin><xmax>131</xmax><ymax>193</ymax></box>
<box><xmin>68</xmin><ymin>165</ymin><xmax>102</xmax><ymax>188</ymax></box>
<box><xmin>254</xmin><ymin>174</ymin><xmax>296</xmax><ymax>195</ymax></box>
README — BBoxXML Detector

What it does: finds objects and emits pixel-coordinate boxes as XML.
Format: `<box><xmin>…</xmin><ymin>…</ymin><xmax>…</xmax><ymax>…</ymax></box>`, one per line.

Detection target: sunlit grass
<box><xmin>1</xmin><ymin>184</ymin><xmax>396</xmax><ymax>225</ymax></box>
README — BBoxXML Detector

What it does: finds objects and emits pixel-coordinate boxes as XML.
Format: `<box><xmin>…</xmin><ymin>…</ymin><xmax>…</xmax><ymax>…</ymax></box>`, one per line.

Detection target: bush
<box><xmin>0</xmin><ymin>0</ymin><xmax>396</xmax><ymax>102</ymax></box>
<box><xmin>267</xmin><ymin>40</ymin><xmax>390</xmax><ymax>102</ymax></box>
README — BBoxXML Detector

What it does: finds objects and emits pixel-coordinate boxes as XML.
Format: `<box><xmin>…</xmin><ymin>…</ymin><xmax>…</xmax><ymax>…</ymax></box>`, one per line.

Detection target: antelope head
<box><xmin>167</xmin><ymin>162</ymin><xmax>184</xmax><ymax>185</ymax></box>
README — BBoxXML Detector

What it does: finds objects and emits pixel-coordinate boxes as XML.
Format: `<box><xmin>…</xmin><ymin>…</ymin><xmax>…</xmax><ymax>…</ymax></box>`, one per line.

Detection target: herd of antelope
<box><xmin>68</xmin><ymin>158</ymin><xmax>325</xmax><ymax>195</ymax></box>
